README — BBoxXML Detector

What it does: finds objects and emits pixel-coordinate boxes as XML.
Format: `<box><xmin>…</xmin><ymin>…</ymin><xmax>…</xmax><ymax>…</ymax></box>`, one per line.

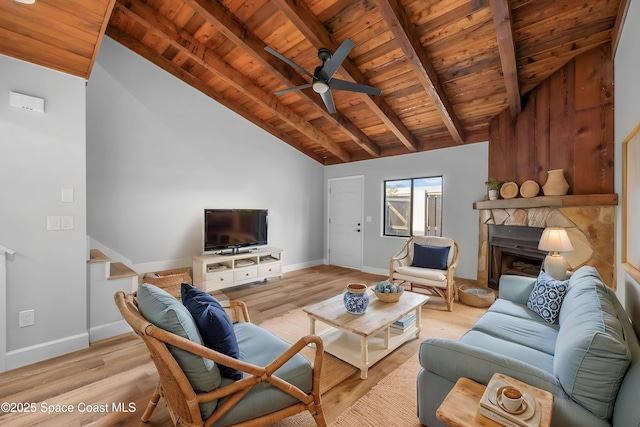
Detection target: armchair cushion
<box><xmin>412</xmin><ymin>243</ymin><xmax>450</xmax><ymax>270</ymax></box>
<box><xmin>213</xmin><ymin>322</ymin><xmax>313</xmax><ymax>426</ymax></box>
<box><xmin>181</xmin><ymin>284</ymin><xmax>242</xmax><ymax>380</ymax></box>
<box><xmin>137</xmin><ymin>284</ymin><xmax>222</xmax><ymax>393</ymax></box>
<box><xmin>394</xmin><ymin>266</ymin><xmax>447</xmax><ymax>283</ymax></box>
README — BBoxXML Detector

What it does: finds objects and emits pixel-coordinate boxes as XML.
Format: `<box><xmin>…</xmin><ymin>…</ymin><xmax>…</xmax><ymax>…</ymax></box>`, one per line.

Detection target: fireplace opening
<box><xmin>487</xmin><ymin>225</ymin><xmax>546</xmax><ymax>289</ymax></box>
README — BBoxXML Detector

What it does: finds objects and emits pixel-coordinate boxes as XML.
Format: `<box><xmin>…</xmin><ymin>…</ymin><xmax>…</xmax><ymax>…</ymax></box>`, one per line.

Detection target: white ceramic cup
<box><xmin>501</xmin><ymin>387</ymin><xmax>523</xmax><ymax>412</ymax></box>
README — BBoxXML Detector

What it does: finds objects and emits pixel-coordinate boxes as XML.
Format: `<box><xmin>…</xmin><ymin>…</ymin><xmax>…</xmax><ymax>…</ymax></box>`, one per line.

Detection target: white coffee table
<box><xmin>303</xmin><ymin>289</ymin><xmax>429</xmax><ymax>379</ymax></box>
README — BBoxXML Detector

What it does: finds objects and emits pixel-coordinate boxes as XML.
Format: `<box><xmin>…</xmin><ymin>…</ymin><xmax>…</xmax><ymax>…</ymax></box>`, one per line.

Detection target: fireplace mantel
<box><xmin>475</xmin><ymin>194</ymin><xmax>617</xmax><ymax>288</ymax></box>
<box><xmin>473</xmin><ymin>194</ymin><xmax>618</xmax><ymax>210</ymax></box>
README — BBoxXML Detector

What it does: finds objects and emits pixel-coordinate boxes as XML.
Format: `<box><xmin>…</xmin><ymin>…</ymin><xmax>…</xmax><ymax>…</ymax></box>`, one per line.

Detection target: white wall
<box><xmin>86</xmin><ymin>37</ymin><xmax>325</xmax><ymax>273</ymax></box>
<box><xmin>324</xmin><ymin>143</ymin><xmax>488</xmax><ymax>279</ymax></box>
<box><xmin>614</xmin><ymin>0</ymin><xmax>640</xmax><ymax>326</ymax></box>
<box><xmin>0</xmin><ymin>54</ymin><xmax>88</xmax><ymax>369</ymax></box>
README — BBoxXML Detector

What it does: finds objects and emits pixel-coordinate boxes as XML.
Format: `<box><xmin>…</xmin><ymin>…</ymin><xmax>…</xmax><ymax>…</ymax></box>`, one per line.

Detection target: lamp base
<box><xmin>543</xmin><ymin>254</ymin><xmax>568</xmax><ymax>280</ymax></box>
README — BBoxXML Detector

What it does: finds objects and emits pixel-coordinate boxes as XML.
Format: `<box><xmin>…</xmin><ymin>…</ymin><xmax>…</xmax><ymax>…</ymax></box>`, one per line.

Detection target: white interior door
<box><xmin>328</xmin><ymin>176</ymin><xmax>363</xmax><ymax>269</ymax></box>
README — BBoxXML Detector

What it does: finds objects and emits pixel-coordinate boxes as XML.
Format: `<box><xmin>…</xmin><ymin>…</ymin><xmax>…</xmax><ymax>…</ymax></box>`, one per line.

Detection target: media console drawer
<box><xmin>259</xmin><ymin>263</ymin><xmax>281</xmax><ymax>276</ymax></box>
<box><xmin>235</xmin><ymin>267</ymin><xmax>258</xmax><ymax>282</ymax></box>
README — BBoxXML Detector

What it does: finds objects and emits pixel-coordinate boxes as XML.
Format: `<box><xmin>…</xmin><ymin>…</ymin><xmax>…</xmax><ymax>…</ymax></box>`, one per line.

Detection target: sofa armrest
<box><xmin>419</xmin><ymin>338</ymin><xmax>563</xmax><ymax>395</ymax></box>
<box><xmin>498</xmin><ymin>275</ymin><xmax>537</xmax><ymax>305</ymax></box>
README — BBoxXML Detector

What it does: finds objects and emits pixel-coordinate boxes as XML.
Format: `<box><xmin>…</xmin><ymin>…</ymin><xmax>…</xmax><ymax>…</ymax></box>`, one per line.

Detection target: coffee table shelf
<box><xmin>303</xmin><ymin>290</ymin><xmax>429</xmax><ymax>379</ymax></box>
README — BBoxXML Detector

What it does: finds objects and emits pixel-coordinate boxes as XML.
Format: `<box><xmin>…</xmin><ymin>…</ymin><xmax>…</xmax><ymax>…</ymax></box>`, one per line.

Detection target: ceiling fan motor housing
<box><xmin>317</xmin><ymin>48</ymin><xmax>332</xmax><ymax>62</ymax></box>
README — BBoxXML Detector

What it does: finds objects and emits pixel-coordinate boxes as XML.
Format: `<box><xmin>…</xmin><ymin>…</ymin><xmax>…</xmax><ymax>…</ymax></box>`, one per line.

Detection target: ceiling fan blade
<box><xmin>274</xmin><ymin>83</ymin><xmax>312</xmax><ymax>95</ymax></box>
<box><xmin>320</xmin><ymin>90</ymin><xmax>336</xmax><ymax>114</ymax></box>
<box><xmin>264</xmin><ymin>46</ymin><xmax>314</xmax><ymax>79</ymax></box>
<box><xmin>329</xmin><ymin>78</ymin><xmax>382</xmax><ymax>96</ymax></box>
<box><xmin>320</xmin><ymin>38</ymin><xmax>354</xmax><ymax>80</ymax></box>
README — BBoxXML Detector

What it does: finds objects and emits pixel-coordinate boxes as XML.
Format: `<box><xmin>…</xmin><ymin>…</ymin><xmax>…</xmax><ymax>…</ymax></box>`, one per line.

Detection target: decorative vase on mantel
<box><xmin>344</xmin><ymin>283</ymin><xmax>369</xmax><ymax>315</ymax></box>
<box><xmin>542</xmin><ymin>169</ymin><xmax>569</xmax><ymax>196</ymax></box>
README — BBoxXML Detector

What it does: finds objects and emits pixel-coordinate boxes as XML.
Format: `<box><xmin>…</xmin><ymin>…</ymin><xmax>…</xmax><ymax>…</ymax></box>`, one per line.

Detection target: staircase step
<box><xmin>89</xmin><ymin>249</ymin><xmax>109</xmax><ymax>263</ymax></box>
<box><xmin>109</xmin><ymin>262</ymin><xmax>137</xmax><ymax>280</ymax></box>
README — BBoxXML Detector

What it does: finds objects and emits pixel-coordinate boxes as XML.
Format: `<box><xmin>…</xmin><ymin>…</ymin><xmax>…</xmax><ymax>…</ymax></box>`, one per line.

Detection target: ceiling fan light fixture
<box><xmin>312</xmin><ymin>81</ymin><xmax>330</xmax><ymax>94</ymax></box>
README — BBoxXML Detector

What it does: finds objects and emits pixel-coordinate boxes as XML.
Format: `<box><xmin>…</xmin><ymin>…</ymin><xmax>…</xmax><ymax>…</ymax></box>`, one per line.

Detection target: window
<box><xmin>384</xmin><ymin>176</ymin><xmax>443</xmax><ymax>237</ymax></box>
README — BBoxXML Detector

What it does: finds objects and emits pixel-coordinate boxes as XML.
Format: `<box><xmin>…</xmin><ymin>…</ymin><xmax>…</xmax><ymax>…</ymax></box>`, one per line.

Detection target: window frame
<box><xmin>383</xmin><ymin>176</ymin><xmax>443</xmax><ymax>238</ymax></box>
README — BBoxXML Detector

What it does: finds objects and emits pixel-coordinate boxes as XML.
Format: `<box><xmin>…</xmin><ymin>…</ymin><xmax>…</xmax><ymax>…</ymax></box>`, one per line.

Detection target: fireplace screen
<box><xmin>488</xmin><ymin>225</ymin><xmax>546</xmax><ymax>289</ymax></box>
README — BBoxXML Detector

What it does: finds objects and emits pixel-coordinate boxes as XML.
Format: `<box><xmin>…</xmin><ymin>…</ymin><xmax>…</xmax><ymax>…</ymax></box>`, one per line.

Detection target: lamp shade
<box><xmin>538</xmin><ymin>227</ymin><xmax>574</xmax><ymax>253</ymax></box>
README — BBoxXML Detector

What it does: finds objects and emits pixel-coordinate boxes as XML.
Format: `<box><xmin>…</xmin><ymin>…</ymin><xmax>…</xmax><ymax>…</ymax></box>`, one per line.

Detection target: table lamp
<box><xmin>538</xmin><ymin>227</ymin><xmax>574</xmax><ymax>280</ymax></box>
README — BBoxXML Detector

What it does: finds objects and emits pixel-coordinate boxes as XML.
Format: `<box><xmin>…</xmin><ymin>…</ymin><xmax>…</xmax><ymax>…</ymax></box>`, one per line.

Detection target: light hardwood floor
<box><xmin>0</xmin><ymin>265</ymin><xmax>485</xmax><ymax>426</ymax></box>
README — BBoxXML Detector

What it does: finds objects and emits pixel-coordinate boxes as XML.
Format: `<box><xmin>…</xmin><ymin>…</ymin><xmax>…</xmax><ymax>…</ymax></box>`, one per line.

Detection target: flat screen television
<box><xmin>204</xmin><ymin>209</ymin><xmax>268</xmax><ymax>254</ymax></box>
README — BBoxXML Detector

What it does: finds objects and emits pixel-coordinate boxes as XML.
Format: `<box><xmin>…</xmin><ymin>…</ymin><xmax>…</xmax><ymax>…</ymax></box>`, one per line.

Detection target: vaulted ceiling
<box><xmin>0</xmin><ymin>0</ymin><xmax>629</xmax><ymax>164</ymax></box>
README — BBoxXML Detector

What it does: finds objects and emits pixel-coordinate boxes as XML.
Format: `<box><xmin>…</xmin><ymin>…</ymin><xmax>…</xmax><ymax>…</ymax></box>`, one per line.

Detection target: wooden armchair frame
<box><xmin>114</xmin><ymin>291</ymin><xmax>326</xmax><ymax>427</ymax></box>
<box><xmin>389</xmin><ymin>237</ymin><xmax>460</xmax><ymax>311</ymax></box>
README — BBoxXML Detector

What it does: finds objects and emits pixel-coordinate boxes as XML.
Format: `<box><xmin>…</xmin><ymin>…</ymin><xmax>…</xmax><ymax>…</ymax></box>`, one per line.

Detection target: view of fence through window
<box><xmin>384</xmin><ymin>176</ymin><xmax>443</xmax><ymax>237</ymax></box>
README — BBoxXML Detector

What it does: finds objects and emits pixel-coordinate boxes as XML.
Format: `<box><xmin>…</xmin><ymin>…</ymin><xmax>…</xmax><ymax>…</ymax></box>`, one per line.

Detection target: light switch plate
<box><xmin>61</xmin><ymin>216</ymin><xmax>74</xmax><ymax>230</ymax></box>
<box><xmin>47</xmin><ymin>216</ymin><xmax>61</xmax><ymax>231</ymax></box>
<box><xmin>61</xmin><ymin>188</ymin><xmax>74</xmax><ymax>203</ymax></box>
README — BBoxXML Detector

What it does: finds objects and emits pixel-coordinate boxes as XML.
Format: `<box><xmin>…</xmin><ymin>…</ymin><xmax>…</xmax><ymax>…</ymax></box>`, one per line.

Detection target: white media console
<box><xmin>193</xmin><ymin>247</ymin><xmax>283</xmax><ymax>292</ymax></box>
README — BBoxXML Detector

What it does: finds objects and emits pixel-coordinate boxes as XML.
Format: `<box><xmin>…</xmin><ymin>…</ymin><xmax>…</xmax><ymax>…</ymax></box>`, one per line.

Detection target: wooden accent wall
<box><xmin>488</xmin><ymin>43</ymin><xmax>614</xmax><ymax>195</ymax></box>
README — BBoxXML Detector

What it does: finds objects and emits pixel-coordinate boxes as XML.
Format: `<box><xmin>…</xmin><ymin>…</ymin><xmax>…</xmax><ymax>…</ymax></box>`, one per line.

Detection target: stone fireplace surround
<box><xmin>475</xmin><ymin>195</ymin><xmax>617</xmax><ymax>289</ymax></box>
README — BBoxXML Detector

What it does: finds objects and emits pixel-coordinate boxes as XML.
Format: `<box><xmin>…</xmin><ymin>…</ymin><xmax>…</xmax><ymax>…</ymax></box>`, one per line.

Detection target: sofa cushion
<box><xmin>461</xmin><ymin>330</ymin><xmax>555</xmax><ymax>373</ymax></box>
<box><xmin>471</xmin><ymin>311</ymin><xmax>558</xmax><ymax>355</ymax></box>
<box><xmin>412</xmin><ymin>243</ymin><xmax>450</xmax><ymax>270</ymax></box>
<box><xmin>488</xmin><ymin>299</ymin><xmax>560</xmax><ymax>328</ymax></box>
<box><xmin>212</xmin><ymin>322</ymin><xmax>313</xmax><ymax>426</ymax></box>
<box><xmin>181</xmin><ymin>284</ymin><xmax>242</xmax><ymax>380</ymax></box>
<box><xmin>137</xmin><ymin>284</ymin><xmax>222</xmax><ymax>409</ymax></box>
<box><xmin>554</xmin><ymin>267</ymin><xmax>631</xmax><ymax>420</ymax></box>
<box><xmin>527</xmin><ymin>271</ymin><xmax>568</xmax><ymax>323</ymax></box>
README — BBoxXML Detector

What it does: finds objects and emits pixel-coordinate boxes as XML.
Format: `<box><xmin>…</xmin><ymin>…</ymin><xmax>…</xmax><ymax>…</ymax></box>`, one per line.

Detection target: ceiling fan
<box><xmin>264</xmin><ymin>38</ymin><xmax>382</xmax><ymax>114</ymax></box>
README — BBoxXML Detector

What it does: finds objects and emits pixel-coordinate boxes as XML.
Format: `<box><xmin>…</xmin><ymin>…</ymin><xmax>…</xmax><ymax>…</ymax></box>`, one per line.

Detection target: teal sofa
<box><xmin>418</xmin><ymin>266</ymin><xmax>640</xmax><ymax>427</ymax></box>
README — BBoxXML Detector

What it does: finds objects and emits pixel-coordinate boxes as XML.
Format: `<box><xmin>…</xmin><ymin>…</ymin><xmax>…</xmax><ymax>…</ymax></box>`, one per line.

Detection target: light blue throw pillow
<box><xmin>137</xmin><ymin>284</ymin><xmax>221</xmax><ymax>418</ymax></box>
<box><xmin>526</xmin><ymin>270</ymin><xmax>568</xmax><ymax>323</ymax></box>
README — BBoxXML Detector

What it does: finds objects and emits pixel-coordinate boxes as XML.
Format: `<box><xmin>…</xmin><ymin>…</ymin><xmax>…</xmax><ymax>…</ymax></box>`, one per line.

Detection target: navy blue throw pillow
<box><xmin>412</xmin><ymin>244</ymin><xmax>450</xmax><ymax>270</ymax></box>
<box><xmin>181</xmin><ymin>283</ymin><xmax>242</xmax><ymax>380</ymax></box>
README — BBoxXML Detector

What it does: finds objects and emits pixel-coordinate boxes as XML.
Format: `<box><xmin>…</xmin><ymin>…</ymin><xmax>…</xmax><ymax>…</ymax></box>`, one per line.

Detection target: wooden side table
<box><xmin>436</xmin><ymin>373</ymin><xmax>553</xmax><ymax>427</ymax></box>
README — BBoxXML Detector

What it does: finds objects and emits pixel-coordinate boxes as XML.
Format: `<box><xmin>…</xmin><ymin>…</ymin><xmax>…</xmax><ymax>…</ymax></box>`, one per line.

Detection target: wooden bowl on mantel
<box><xmin>500</xmin><ymin>182</ymin><xmax>518</xmax><ymax>199</ymax></box>
<box><xmin>520</xmin><ymin>180</ymin><xmax>540</xmax><ymax>198</ymax></box>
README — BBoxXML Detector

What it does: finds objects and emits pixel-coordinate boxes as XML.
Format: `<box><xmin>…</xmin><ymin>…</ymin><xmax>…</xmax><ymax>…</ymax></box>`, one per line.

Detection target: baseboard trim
<box><xmin>283</xmin><ymin>259</ymin><xmax>323</xmax><ymax>273</ymax></box>
<box><xmin>363</xmin><ymin>266</ymin><xmax>388</xmax><ymax>276</ymax></box>
<box><xmin>5</xmin><ymin>332</ymin><xmax>89</xmax><ymax>371</ymax></box>
<box><xmin>89</xmin><ymin>320</ymin><xmax>131</xmax><ymax>343</ymax></box>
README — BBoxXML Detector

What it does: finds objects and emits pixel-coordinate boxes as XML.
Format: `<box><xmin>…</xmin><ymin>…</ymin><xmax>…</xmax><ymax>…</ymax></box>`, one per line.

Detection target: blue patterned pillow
<box><xmin>527</xmin><ymin>271</ymin><xmax>569</xmax><ymax>323</ymax></box>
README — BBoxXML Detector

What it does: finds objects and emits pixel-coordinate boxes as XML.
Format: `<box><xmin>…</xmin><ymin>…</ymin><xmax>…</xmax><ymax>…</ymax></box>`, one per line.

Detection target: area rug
<box><xmin>268</xmin><ymin>300</ymin><xmax>486</xmax><ymax>427</ymax></box>
<box><xmin>258</xmin><ymin>308</ymin><xmax>358</xmax><ymax>393</ymax></box>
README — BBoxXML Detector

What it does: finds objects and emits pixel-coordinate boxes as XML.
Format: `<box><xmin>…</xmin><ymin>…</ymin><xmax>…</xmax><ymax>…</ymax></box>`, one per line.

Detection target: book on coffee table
<box><xmin>479</xmin><ymin>376</ymin><xmax>541</xmax><ymax>427</ymax></box>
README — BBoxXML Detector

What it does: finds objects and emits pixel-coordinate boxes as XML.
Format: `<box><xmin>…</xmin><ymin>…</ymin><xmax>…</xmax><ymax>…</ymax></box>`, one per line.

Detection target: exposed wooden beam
<box><xmin>105</xmin><ymin>26</ymin><xmax>325</xmax><ymax>164</ymax></box>
<box><xmin>113</xmin><ymin>1</ymin><xmax>350</xmax><ymax>163</ymax></box>
<box><xmin>611</xmin><ymin>0</ymin><xmax>631</xmax><ymax>57</ymax></box>
<box><xmin>271</xmin><ymin>0</ymin><xmax>420</xmax><ymax>153</ymax></box>
<box><xmin>86</xmin><ymin>0</ymin><xmax>117</xmax><ymax>79</ymax></box>
<box><xmin>183</xmin><ymin>0</ymin><xmax>381</xmax><ymax>158</ymax></box>
<box><xmin>372</xmin><ymin>0</ymin><xmax>466</xmax><ymax>145</ymax></box>
<box><xmin>490</xmin><ymin>0</ymin><xmax>521</xmax><ymax>117</ymax></box>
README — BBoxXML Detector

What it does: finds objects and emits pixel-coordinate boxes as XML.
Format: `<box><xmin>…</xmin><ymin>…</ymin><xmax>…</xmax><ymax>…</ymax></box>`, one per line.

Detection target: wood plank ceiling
<box><xmin>0</xmin><ymin>0</ymin><xmax>627</xmax><ymax>165</ymax></box>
